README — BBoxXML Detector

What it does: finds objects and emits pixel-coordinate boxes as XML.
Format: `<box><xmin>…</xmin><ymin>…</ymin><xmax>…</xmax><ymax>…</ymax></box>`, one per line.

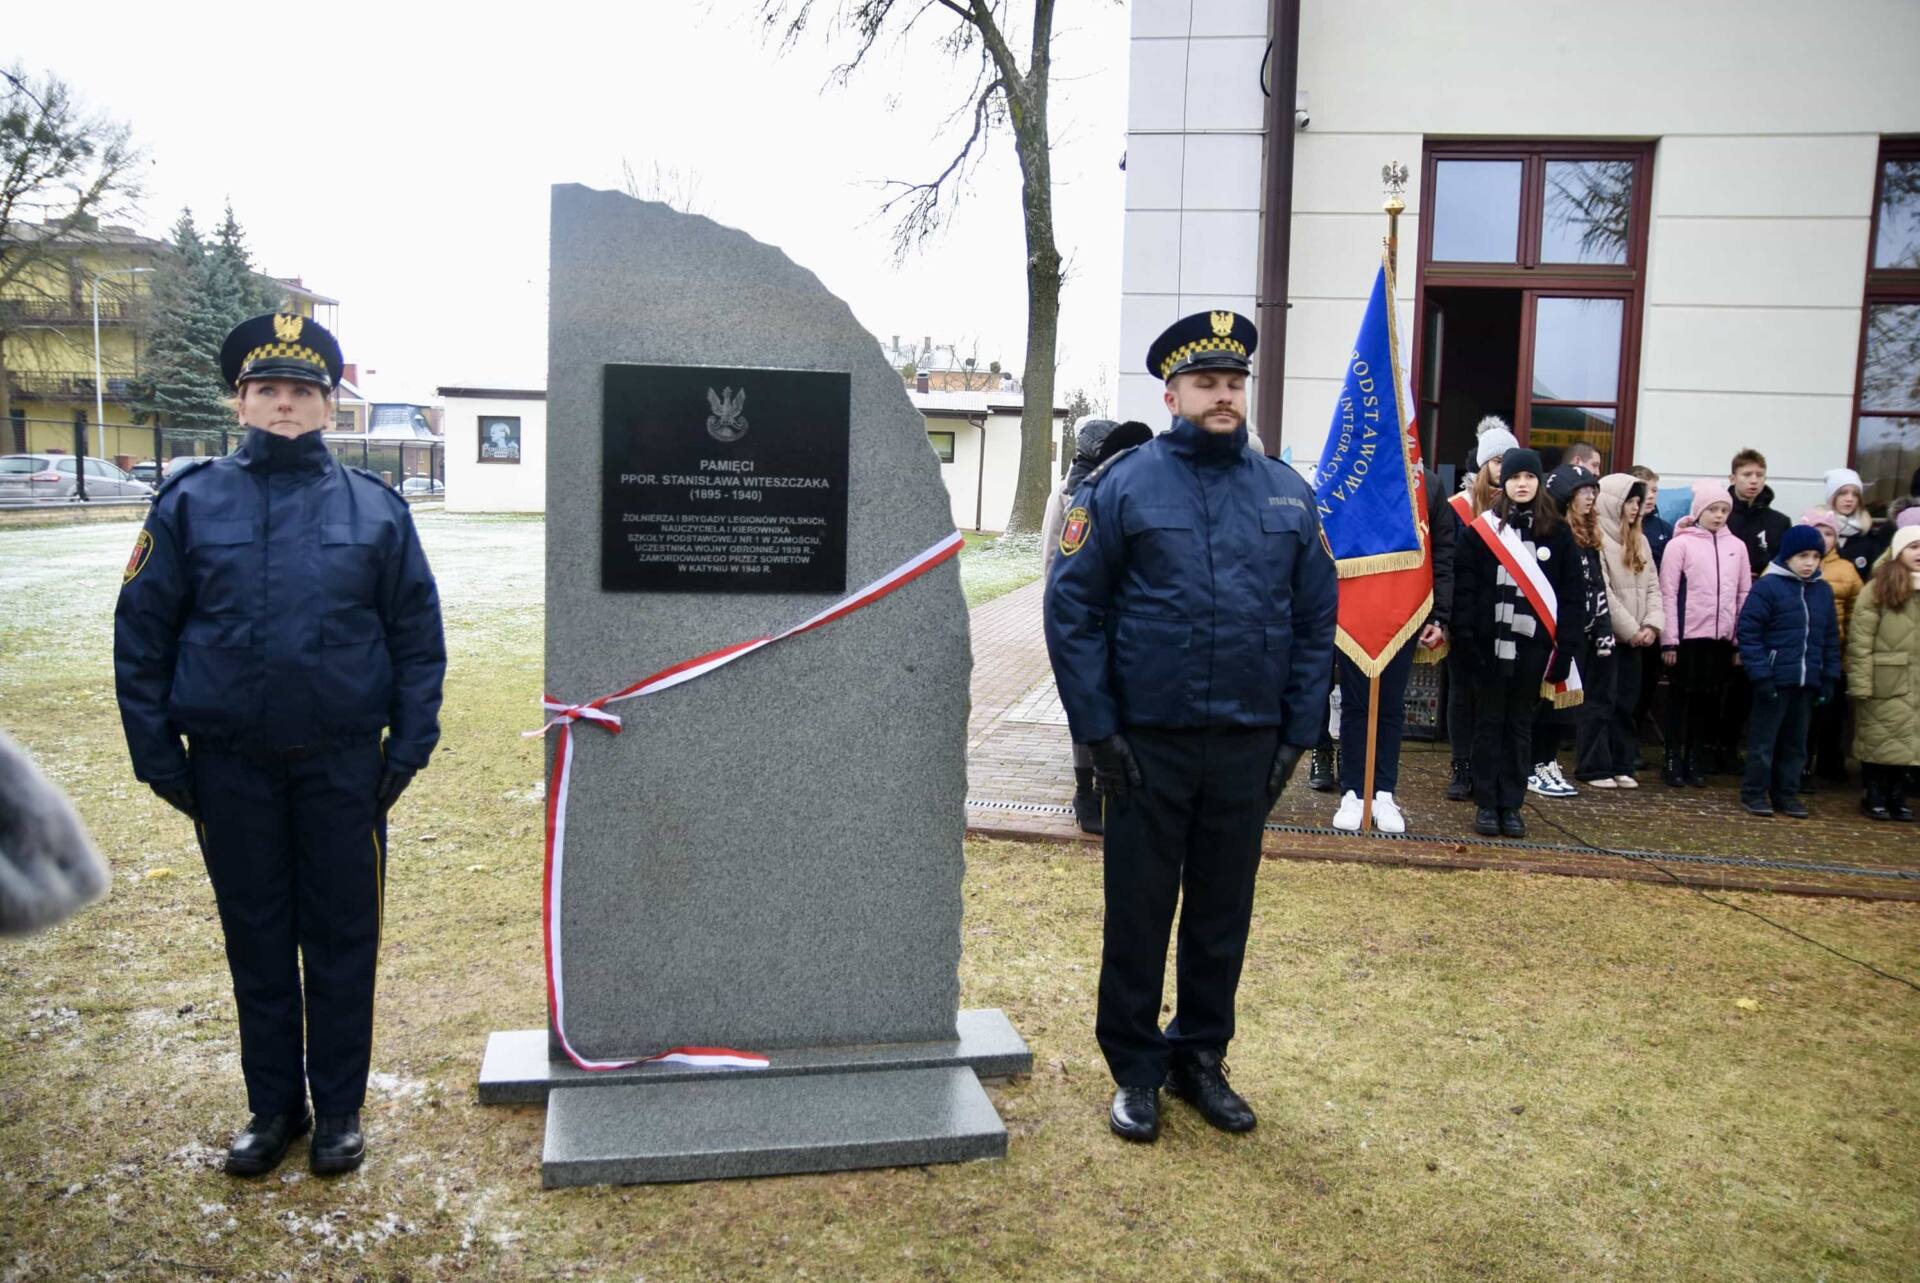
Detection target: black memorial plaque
<box><xmin>601</xmin><ymin>364</ymin><xmax>851</xmax><ymax>594</ymax></box>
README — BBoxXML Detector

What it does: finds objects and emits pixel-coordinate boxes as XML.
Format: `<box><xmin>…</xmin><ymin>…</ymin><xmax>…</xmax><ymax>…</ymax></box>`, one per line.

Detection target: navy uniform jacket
<box><xmin>113</xmin><ymin>429</ymin><xmax>446</xmax><ymax>784</ymax></box>
<box><xmin>1044</xmin><ymin>417</ymin><xmax>1339</xmax><ymax>746</ymax></box>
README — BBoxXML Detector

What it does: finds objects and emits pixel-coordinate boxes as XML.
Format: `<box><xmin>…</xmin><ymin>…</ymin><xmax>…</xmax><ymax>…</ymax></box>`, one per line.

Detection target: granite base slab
<box><xmin>540</xmin><ymin>1065</ymin><xmax>1006</xmax><ymax>1186</ymax></box>
<box><xmin>478</xmin><ymin>1007</ymin><xmax>1030</xmax><ymax>1105</ymax></box>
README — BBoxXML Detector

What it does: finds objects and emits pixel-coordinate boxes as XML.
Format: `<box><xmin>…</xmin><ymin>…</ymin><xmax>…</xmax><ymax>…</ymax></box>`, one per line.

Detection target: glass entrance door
<box><xmin>1521</xmin><ymin>292</ymin><xmax>1627</xmax><ymax>472</ymax></box>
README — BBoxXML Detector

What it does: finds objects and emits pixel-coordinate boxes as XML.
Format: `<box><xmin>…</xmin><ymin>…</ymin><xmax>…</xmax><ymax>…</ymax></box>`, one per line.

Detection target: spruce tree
<box><xmin>137</xmin><ymin>209</ymin><xmax>235</xmax><ymax>433</ymax></box>
<box><xmin>212</xmin><ymin>202</ymin><xmax>281</xmax><ymax>319</ymax></box>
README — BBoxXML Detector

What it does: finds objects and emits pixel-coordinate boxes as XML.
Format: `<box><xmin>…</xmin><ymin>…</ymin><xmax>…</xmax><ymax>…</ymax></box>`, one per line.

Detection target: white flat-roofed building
<box><xmin>1121</xmin><ymin>0</ymin><xmax>1920</xmax><ymax>514</ymax></box>
<box><xmin>439</xmin><ymin>385</ymin><xmax>545</xmax><ymax>513</ymax></box>
<box><xmin>911</xmin><ymin>386</ymin><xmax>1072</xmax><ymax>533</ymax></box>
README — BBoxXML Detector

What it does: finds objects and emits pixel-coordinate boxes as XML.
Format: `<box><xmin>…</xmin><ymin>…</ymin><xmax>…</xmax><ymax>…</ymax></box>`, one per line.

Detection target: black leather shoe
<box><xmin>1167</xmin><ymin>1050</ymin><xmax>1256</xmax><ymax>1133</ymax></box>
<box><xmin>1445</xmin><ymin>760</ymin><xmax>1472</xmax><ymax>802</ymax></box>
<box><xmin>1499</xmin><ymin>809</ymin><xmax>1526</xmax><ymax>839</ymax></box>
<box><xmin>1660</xmin><ymin>750</ymin><xmax>1685</xmax><ymax>788</ymax></box>
<box><xmin>310</xmin><ymin>1112</ymin><xmax>365</xmax><ymax>1175</ymax></box>
<box><xmin>1072</xmin><ymin>785</ymin><xmax>1104</xmax><ymax>836</ymax></box>
<box><xmin>1108</xmin><ymin>1087</ymin><xmax>1159</xmax><ymax>1143</ymax></box>
<box><xmin>224</xmin><ymin>1111</ymin><xmax>310</xmax><ymax>1177</ymax></box>
<box><xmin>1740</xmin><ymin>795</ymin><xmax>1774</xmax><ymax>817</ymax></box>
<box><xmin>1862</xmin><ymin>793</ymin><xmax>1893</xmax><ymax>821</ymax></box>
<box><xmin>1775</xmin><ymin>796</ymin><xmax>1809</xmax><ymax>819</ymax></box>
<box><xmin>1308</xmin><ymin>744</ymin><xmax>1336</xmax><ymax>793</ymax></box>
<box><xmin>1890</xmin><ymin>795</ymin><xmax>1916</xmax><ymax>822</ymax></box>
<box><xmin>1473</xmin><ymin>806</ymin><xmax>1500</xmax><ymax>836</ymax></box>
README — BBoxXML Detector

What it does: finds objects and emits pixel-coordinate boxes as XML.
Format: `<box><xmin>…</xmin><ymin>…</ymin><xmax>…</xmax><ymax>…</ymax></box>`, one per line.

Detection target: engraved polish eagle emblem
<box><xmin>273</xmin><ymin>313</ymin><xmax>303</xmax><ymax>343</ymax></box>
<box><xmin>705</xmin><ymin>386</ymin><xmax>749</xmax><ymax>442</ymax></box>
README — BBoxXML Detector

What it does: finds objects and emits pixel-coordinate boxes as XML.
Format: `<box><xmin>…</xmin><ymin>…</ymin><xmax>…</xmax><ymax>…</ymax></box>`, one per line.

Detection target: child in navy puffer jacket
<box><xmin>1734</xmin><ymin>525</ymin><xmax>1841</xmax><ymax>818</ymax></box>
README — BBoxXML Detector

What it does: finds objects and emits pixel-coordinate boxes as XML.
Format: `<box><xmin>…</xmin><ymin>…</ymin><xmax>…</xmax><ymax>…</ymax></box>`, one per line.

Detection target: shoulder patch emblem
<box><xmin>123</xmin><ymin>529</ymin><xmax>153</xmax><ymax>585</ymax></box>
<box><xmin>1059</xmin><ymin>506</ymin><xmax>1091</xmax><ymax>557</ymax></box>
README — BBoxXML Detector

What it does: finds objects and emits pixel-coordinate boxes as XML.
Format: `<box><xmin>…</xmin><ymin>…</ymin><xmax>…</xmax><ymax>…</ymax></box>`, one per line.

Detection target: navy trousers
<box><xmin>190</xmin><ymin>738</ymin><xmax>387</xmax><ymax>1116</ymax></box>
<box><xmin>1742</xmin><ymin>687</ymin><xmax>1812</xmax><ymax>807</ymax></box>
<box><xmin>1338</xmin><ymin>641</ymin><xmax>1415</xmax><ymax>795</ymax></box>
<box><xmin>1097</xmin><ymin>725</ymin><xmax>1278</xmax><ymax>1088</ymax></box>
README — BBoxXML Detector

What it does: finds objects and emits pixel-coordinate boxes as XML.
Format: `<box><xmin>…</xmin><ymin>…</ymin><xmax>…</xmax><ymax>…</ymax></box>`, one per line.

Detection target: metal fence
<box><xmin>3</xmin><ymin>415</ymin><xmax>444</xmax><ymax>503</ymax></box>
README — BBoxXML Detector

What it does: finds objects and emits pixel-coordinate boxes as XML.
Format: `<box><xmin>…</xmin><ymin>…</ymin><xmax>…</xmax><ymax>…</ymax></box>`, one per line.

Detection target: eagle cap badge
<box><xmin>1209</xmin><ymin>311</ymin><xmax>1234</xmax><ymax>338</ymax></box>
<box><xmin>273</xmin><ymin>313</ymin><xmax>303</xmax><ymax>343</ymax></box>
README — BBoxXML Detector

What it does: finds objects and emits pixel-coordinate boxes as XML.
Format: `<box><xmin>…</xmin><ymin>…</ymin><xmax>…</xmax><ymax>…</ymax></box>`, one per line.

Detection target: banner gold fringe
<box><xmin>1335</xmin><ymin>548</ymin><xmax>1427</xmax><ymax>578</ymax></box>
<box><xmin>1415</xmin><ymin>638</ymin><xmax>1448</xmax><ymax>664</ymax></box>
<box><xmin>1543</xmin><ymin>683</ymin><xmax>1585</xmax><ymax>709</ymax></box>
<box><xmin>1333</xmin><ymin>589</ymin><xmax>1433</xmax><ymax>679</ymax></box>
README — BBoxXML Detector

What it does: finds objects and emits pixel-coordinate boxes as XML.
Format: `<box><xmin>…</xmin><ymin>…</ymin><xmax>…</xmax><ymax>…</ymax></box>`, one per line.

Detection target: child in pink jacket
<box><xmin>1658</xmin><ymin>484</ymin><xmax>1751</xmax><ymax>786</ymax></box>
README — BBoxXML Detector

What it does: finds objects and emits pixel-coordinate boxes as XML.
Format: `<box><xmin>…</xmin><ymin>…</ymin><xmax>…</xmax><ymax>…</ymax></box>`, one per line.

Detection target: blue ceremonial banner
<box><xmin>1311</xmin><ymin>260</ymin><xmax>1425</xmax><ymax>578</ymax></box>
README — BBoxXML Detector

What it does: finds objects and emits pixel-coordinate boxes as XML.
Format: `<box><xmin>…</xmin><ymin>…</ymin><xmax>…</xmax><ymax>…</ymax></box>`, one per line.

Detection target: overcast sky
<box><xmin>14</xmin><ymin>1</ymin><xmax>1130</xmax><ymax>405</ymax></box>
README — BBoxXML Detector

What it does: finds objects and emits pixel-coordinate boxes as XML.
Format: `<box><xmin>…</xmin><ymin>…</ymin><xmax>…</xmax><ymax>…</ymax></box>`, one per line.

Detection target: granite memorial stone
<box><xmin>479</xmin><ymin>184</ymin><xmax>1028</xmax><ymax>1186</ymax></box>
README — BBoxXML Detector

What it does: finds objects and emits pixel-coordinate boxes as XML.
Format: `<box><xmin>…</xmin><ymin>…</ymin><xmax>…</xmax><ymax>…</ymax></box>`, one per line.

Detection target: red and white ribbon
<box><xmin>1468</xmin><ymin>511</ymin><xmax>1583</xmax><ymax>700</ymax></box>
<box><xmin>533</xmin><ymin>530</ymin><xmax>966</xmax><ymax>1071</ymax></box>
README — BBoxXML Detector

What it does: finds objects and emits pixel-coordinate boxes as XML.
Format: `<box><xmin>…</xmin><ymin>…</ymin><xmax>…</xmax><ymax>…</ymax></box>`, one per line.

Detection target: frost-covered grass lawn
<box><xmin>960</xmin><ymin>531</ymin><xmax>1042</xmax><ymax>608</ymax></box>
<box><xmin>2</xmin><ymin>513</ymin><xmax>1918</xmax><ymax>1282</ymax></box>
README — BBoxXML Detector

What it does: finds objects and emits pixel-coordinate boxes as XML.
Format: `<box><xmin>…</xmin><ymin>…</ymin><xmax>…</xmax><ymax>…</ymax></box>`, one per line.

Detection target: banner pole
<box><xmin>1360</xmin><ymin>674</ymin><xmax>1381</xmax><ymax>832</ymax></box>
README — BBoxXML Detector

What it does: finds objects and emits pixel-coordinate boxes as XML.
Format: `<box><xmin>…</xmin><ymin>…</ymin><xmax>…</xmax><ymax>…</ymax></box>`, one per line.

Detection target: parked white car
<box><xmin>0</xmin><ymin>455</ymin><xmax>155</xmax><ymax>501</ymax></box>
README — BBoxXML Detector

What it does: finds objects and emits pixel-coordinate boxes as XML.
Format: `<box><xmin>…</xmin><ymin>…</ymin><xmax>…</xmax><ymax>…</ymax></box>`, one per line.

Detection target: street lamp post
<box><xmin>87</xmin><ymin>266</ymin><xmax>152</xmax><ymax>501</ymax></box>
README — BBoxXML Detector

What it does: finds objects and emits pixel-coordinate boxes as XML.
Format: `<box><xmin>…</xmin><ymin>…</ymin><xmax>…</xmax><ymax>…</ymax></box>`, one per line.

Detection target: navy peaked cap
<box><xmin>219</xmin><ymin>312</ymin><xmax>344</xmax><ymax>391</ymax></box>
<box><xmin>1145</xmin><ymin>310</ymin><xmax>1258</xmax><ymax>382</ymax></box>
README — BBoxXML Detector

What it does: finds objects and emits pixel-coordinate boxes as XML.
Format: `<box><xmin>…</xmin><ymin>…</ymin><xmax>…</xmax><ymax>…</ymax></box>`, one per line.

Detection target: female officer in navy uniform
<box><xmin>114</xmin><ymin>313</ymin><xmax>445</xmax><ymax>1176</ymax></box>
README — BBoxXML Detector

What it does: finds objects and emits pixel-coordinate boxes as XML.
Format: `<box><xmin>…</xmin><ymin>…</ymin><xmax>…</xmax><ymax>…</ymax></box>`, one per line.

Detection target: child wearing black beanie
<box><xmin>1449</xmin><ymin>448</ymin><xmax>1588</xmax><ymax>839</ymax></box>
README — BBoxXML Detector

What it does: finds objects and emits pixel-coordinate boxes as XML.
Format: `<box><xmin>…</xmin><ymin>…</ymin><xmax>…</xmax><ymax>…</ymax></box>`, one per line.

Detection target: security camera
<box><xmin>1294</xmin><ymin>90</ymin><xmax>1310</xmax><ymax>131</ymax></box>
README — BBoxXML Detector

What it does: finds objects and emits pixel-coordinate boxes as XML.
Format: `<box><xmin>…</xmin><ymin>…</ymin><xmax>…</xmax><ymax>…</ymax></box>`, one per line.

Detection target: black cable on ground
<box><xmin>1523</xmin><ymin>801</ymin><xmax>1920</xmax><ymax>995</ymax></box>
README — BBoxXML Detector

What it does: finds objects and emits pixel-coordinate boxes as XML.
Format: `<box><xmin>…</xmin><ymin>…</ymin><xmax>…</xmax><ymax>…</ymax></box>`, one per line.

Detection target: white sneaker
<box><xmin>1614</xmin><ymin>774</ymin><xmax>1639</xmax><ymax>789</ymax></box>
<box><xmin>1331</xmin><ymin>790</ymin><xmax>1363</xmax><ymax>832</ymax></box>
<box><xmin>1530</xmin><ymin>763</ymin><xmax>1578</xmax><ymax>798</ymax></box>
<box><xmin>1371</xmin><ymin>792</ymin><xmax>1405</xmax><ymax>834</ymax></box>
<box><xmin>1588</xmin><ymin>775</ymin><xmax>1618</xmax><ymax>789</ymax></box>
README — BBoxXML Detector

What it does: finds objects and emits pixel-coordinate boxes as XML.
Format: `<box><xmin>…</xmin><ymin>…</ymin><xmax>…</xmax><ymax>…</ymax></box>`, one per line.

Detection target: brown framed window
<box><xmin>1413</xmin><ymin>141</ymin><xmax>1653</xmax><ymax>480</ymax></box>
<box><xmin>927</xmin><ymin>430</ymin><xmax>956</xmax><ymax>463</ymax></box>
<box><xmin>1851</xmin><ymin>137</ymin><xmax>1920</xmax><ymax>510</ymax></box>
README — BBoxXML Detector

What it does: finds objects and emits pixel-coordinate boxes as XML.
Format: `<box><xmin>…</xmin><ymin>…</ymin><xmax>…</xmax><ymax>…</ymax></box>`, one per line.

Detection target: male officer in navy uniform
<box><xmin>1045</xmin><ymin>310</ymin><xmax>1337</xmax><ymax>1143</ymax></box>
<box><xmin>114</xmin><ymin>313</ymin><xmax>445</xmax><ymax>1176</ymax></box>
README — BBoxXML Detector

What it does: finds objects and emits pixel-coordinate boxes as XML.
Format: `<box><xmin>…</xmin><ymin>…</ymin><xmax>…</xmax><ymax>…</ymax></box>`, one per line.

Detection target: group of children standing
<box><xmin>1445</xmin><ymin>432</ymin><xmax>1920</xmax><ymax>836</ymax></box>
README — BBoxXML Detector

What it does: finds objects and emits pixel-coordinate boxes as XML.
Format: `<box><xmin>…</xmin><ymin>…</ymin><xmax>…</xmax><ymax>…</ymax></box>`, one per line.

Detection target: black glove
<box><xmin>1754</xmin><ymin>679</ymin><xmax>1779</xmax><ymax>703</ymax></box>
<box><xmin>1086</xmin><ymin>735</ymin><xmax>1142</xmax><ymax>806</ymax></box>
<box><xmin>376</xmin><ymin>765</ymin><xmax>415</xmax><ymax>812</ymax></box>
<box><xmin>149</xmin><ymin>774</ymin><xmax>197</xmax><ymax>820</ymax></box>
<box><xmin>1267</xmin><ymin>743</ymin><xmax>1305</xmax><ymax>802</ymax></box>
<box><xmin>1814</xmin><ymin>680</ymin><xmax>1837</xmax><ymax>708</ymax></box>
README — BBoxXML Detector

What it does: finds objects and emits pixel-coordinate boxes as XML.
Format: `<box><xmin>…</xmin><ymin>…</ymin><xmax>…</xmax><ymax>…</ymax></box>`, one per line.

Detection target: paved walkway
<box><xmin>963</xmin><ymin>579</ymin><xmax>1920</xmax><ymax>901</ymax></box>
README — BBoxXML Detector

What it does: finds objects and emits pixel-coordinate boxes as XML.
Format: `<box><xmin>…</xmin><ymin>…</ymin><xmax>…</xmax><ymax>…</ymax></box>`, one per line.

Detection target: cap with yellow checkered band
<box><xmin>1144</xmin><ymin>310</ymin><xmax>1258</xmax><ymax>382</ymax></box>
<box><xmin>219</xmin><ymin>312</ymin><xmax>344</xmax><ymax>391</ymax></box>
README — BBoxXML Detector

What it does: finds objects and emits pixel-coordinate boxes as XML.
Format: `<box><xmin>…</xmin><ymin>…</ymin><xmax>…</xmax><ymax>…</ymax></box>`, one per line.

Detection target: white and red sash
<box><xmin>1467</xmin><ymin>510</ymin><xmax>1583</xmax><ymax>703</ymax></box>
<box><xmin>1448</xmin><ymin>490</ymin><xmax>1474</xmax><ymax>527</ymax></box>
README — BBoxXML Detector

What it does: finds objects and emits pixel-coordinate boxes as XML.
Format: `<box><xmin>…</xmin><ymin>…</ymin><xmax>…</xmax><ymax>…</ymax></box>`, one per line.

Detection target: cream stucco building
<box><xmin>1120</xmin><ymin>0</ymin><xmax>1920</xmax><ymax>515</ymax></box>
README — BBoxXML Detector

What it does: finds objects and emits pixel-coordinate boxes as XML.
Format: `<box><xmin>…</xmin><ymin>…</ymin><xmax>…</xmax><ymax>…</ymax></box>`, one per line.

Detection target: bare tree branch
<box><xmin>877</xmin><ymin>77</ymin><xmax>1004</xmax><ymax>259</ymax></box>
<box><xmin>754</xmin><ymin>0</ymin><xmax>1067</xmax><ymax>532</ymax></box>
